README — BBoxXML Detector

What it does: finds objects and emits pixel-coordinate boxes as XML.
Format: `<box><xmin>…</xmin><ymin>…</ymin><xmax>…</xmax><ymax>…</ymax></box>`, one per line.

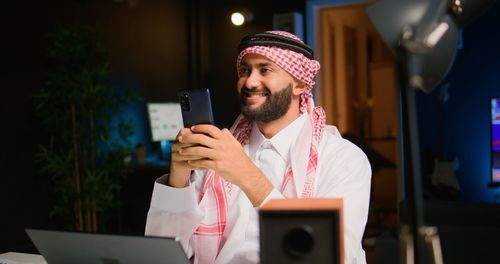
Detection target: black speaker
<box><xmin>259</xmin><ymin>199</ymin><xmax>344</xmax><ymax>264</ymax></box>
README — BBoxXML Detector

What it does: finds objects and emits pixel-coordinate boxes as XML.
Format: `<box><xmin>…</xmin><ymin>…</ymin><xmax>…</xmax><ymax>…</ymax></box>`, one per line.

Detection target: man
<box><xmin>145</xmin><ymin>31</ymin><xmax>371</xmax><ymax>264</ymax></box>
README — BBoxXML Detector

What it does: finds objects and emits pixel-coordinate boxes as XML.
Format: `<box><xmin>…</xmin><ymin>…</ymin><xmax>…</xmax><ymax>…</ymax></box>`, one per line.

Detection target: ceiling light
<box><xmin>231</xmin><ymin>12</ymin><xmax>245</xmax><ymax>26</ymax></box>
<box><xmin>230</xmin><ymin>10</ymin><xmax>253</xmax><ymax>26</ymax></box>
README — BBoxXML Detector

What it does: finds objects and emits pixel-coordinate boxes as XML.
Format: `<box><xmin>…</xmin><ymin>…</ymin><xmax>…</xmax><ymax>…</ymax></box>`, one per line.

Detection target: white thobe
<box><xmin>145</xmin><ymin>114</ymin><xmax>371</xmax><ymax>264</ymax></box>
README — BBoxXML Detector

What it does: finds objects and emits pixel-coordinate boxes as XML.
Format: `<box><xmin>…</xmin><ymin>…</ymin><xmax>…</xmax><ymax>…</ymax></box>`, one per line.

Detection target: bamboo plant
<box><xmin>34</xmin><ymin>25</ymin><xmax>139</xmax><ymax>232</ymax></box>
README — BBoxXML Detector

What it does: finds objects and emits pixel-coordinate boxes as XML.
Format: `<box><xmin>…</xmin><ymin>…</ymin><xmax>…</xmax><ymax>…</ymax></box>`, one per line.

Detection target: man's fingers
<box><xmin>171</xmin><ymin>142</ymin><xmax>197</xmax><ymax>153</ymax></box>
<box><xmin>171</xmin><ymin>152</ymin><xmax>205</xmax><ymax>162</ymax></box>
<box><xmin>179</xmin><ymin>133</ymin><xmax>216</xmax><ymax>148</ymax></box>
<box><xmin>176</xmin><ymin>128</ymin><xmax>193</xmax><ymax>140</ymax></box>
<box><xmin>179</xmin><ymin>145</ymin><xmax>217</xmax><ymax>160</ymax></box>
<box><xmin>190</xmin><ymin>125</ymin><xmax>223</xmax><ymax>139</ymax></box>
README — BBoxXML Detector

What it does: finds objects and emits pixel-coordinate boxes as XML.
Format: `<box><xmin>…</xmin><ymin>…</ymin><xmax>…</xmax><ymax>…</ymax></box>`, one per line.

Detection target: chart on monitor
<box><xmin>147</xmin><ymin>103</ymin><xmax>183</xmax><ymax>142</ymax></box>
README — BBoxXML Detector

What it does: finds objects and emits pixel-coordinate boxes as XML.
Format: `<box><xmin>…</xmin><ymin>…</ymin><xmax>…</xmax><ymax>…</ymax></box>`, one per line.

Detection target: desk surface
<box><xmin>0</xmin><ymin>252</ymin><xmax>46</xmax><ymax>264</ymax></box>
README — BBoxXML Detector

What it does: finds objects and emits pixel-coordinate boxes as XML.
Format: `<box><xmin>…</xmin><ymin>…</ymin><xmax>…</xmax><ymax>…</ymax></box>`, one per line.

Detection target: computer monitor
<box><xmin>147</xmin><ymin>103</ymin><xmax>183</xmax><ymax>142</ymax></box>
<box><xmin>491</xmin><ymin>97</ymin><xmax>500</xmax><ymax>185</ymax></box>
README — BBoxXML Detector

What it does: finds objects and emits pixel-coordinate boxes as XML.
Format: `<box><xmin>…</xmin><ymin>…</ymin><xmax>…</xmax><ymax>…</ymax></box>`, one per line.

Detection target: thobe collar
<box><xmin>248</xmin><ymin>113</ymin><xmax>308</xmax><ymax>170</ymax></box>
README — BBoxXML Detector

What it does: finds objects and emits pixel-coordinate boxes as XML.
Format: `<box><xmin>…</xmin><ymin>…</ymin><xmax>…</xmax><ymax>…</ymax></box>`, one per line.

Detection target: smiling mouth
<box><xmin>242</xmin><ymin>90</ymin><xmax>270</xmax><ymax>98</ymax></box>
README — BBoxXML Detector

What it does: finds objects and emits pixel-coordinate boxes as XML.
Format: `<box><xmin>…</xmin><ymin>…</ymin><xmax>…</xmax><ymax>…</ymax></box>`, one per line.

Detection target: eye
<box><xmin>260</xmin><ymin>67</ymin><xmax>272</xmax><ymax>75</ymax></box>
<box><xmin>239</xmin><ymin>67</ymin><xmax>250</xmax><ymax>76</ymax></box>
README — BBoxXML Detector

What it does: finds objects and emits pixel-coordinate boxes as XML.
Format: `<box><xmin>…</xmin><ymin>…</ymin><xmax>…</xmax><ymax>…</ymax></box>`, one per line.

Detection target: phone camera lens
<box><xmin>180</xmin><ymin>93</ymin><xmax>190</xmax><ymax>111</ymax></box>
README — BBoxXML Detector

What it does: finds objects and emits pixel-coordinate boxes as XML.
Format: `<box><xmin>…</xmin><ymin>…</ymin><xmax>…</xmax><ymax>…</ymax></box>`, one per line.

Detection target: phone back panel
<box><xmin>178</xmin><ymin>89</ymin><xmax>215</xmax><ymax>127</ymax></box>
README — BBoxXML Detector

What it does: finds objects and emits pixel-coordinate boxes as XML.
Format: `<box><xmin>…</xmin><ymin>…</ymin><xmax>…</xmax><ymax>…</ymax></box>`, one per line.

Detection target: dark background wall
<box><xmin>3</xmin><ymin>0</ymin><xmax>500</xmax><ymax>256</ymax></box>
<box><xmin>416</xmin><ymin>1</ymin><xmax>500</xmax><ymax>203</ymax></box>
<box><xmin>0</xmin><ymin>0</ymin><xmax>305</xmax><ymax>253</ymax></box>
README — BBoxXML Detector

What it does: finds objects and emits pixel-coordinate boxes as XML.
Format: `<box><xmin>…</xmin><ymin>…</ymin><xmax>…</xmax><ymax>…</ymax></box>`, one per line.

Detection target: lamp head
<box><xmin>366</xmin><ymin>0</ymin><xmax>430</xmax><ymax>53</ymax></box>
<box><xmin>366</xmin><ymin>0</ymin><xmax>495</xmax><ymax>93</ymax></box>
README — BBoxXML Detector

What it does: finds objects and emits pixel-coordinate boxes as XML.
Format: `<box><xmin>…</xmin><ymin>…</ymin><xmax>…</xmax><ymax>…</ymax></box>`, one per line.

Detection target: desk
<box><xmin>119</xmin><ymin>164</ymin><xmax>168</xmax><ymax>235</ymax></box>
<box><xmin>0</xmin><ymin>252</ymin><xmax>46</xmax><ymax>264</ymax></box>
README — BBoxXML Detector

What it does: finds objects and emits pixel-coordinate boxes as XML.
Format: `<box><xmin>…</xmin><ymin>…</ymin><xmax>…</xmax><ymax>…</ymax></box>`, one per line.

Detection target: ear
<box><xmin>292</xmin><ymin>80</ymin><xmax>307</xmax><ymax>96</ymax></box>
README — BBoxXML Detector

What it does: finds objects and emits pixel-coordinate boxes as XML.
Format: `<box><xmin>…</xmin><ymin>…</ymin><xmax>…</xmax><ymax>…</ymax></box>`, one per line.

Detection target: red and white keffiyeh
<box><xmin>192</xmin><ymin>31</ymin><xmax>325</xmax><ymax>264</ymax></box>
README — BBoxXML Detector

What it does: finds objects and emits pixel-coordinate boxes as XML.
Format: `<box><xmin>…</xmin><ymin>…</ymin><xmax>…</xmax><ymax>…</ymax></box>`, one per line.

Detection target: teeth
<box><xmin>246</xmin><ymin>92</ymin><xmax>267</xmax><ymax>97</ymax></box>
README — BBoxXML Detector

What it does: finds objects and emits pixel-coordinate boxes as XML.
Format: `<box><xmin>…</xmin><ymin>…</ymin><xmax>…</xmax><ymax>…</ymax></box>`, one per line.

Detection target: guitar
<box><xmin>430</xmin><ymin>82</ymin><xmax>461</xmax><ymax>192</ymax></box>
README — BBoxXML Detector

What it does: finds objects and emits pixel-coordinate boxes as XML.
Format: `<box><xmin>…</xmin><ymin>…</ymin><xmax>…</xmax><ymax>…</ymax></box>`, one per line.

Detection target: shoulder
<box><xmin>314</xmin><ymin>125</ymin><xmax>372</xmax><ymax>196</ymax></box>
<box><xmin>319</xmin><ymin>125</ymin><xmax>369</xmax><ymax>164</ymax></box>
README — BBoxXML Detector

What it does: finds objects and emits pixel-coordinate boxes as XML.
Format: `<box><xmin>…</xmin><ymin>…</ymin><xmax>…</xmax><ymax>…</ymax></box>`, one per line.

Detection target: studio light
<box><xmin>366</xmin><ymin>1</ymin><xmax>496</xmax><ymax>263</ymax></box>
<box><xmin>366</xmin><ymin>0</ymin><xmax>495</xmax><ymax>93</ymax></box>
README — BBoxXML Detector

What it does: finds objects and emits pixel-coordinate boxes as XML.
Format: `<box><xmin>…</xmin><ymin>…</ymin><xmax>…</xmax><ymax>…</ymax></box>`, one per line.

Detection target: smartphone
<box><xmin>178</xmin><ymin>89</ymin><xmax>215</xmax><ymax>127</ymax></box>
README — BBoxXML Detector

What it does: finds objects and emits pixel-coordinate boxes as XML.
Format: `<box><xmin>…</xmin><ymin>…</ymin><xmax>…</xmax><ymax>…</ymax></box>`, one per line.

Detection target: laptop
<box><xmin>25</xmin><ymin>229</ymin><xmax>190</xmax><ymax>264</ymax></box>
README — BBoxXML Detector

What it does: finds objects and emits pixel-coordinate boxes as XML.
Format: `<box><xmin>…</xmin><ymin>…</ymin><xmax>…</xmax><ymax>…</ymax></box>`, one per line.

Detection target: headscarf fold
<box><xmin>191</xmin><ymin>31</ymin><xmax>325</xmax><ymax>264</ymax></box>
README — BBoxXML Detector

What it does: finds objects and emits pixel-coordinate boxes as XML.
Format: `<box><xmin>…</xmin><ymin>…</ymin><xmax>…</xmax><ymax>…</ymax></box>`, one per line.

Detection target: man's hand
<box><xmin>168</xmin><ymin>128</ymin><xmax>205</xmax><ymax>188</ymax></box>
<box><xmin>177</xmin><ymin>124</ymin><xmax>273</xmax><ymax>206</ymax></box>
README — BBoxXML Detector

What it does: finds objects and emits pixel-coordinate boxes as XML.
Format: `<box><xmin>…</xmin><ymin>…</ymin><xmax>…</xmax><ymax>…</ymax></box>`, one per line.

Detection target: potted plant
<box><xmin>34</xmin><ymin>24</ymin><xmax>139</xmax><ymax>232</ymax></box>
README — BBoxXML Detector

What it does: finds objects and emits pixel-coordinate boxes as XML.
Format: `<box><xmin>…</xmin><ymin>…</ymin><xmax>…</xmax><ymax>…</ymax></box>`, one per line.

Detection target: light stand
<box><xmin>395</xmin><ymin>35</ymin><xmax>453</xmax><ymax>264</ymax></box>
<box><xmin>366</xmin><ymin>0</ymin><xmax>495</xmax><ymax>263</ymax></box>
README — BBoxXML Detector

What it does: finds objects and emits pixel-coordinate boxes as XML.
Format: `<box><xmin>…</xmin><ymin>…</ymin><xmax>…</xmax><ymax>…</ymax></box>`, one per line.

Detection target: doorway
<box><xmin>314</xmin><ymin>1</ymin><xmax>400</xmax><ymax>257</ymax></box>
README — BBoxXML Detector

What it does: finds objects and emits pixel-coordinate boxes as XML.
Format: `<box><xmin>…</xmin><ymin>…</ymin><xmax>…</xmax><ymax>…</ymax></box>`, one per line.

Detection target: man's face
<box><xmin>237</xmin><ymin>54</ymin><xmax>298</xmax><ymax>123</ymax></box>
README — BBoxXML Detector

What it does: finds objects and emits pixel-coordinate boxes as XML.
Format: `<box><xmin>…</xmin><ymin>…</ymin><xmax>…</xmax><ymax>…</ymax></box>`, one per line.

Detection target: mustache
<box><xmin>241</xmin><ymin>87</ymin><xmax>271</xmax><ymax>96</ymax></box>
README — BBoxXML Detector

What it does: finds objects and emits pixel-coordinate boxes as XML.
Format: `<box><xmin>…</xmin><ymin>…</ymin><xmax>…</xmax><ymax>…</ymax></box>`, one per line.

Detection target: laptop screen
<box><xmin>26</xmin><ymin>229</ymin><xmax>190</xmax><ymax>264</ymax></box>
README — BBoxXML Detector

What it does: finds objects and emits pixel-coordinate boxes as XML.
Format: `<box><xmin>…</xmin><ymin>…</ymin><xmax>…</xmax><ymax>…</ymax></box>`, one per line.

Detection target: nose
<box><xmin>244</xmin><ymin>69</ymin><xmax>261</xmax><ymax>89</ymax></box>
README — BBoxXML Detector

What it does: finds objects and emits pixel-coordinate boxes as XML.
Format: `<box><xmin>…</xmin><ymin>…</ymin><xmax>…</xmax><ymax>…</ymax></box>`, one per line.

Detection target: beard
<box><xmin>239</xmin><ymin>84</ymin><xmax>293</xmax><ymax>123</ymax></box>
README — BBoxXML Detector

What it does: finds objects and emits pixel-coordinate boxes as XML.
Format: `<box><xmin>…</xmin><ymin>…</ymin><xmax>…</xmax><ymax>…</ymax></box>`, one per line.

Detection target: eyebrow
<box><xmin>257</xmin><ymin>62</ymin><xmax>273</xmax><ymax>67</ymax></box>
<box><xmin>240</xmin><ymin>62</ymin><xmax>277</xmax><ymax>69</ymax></box>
